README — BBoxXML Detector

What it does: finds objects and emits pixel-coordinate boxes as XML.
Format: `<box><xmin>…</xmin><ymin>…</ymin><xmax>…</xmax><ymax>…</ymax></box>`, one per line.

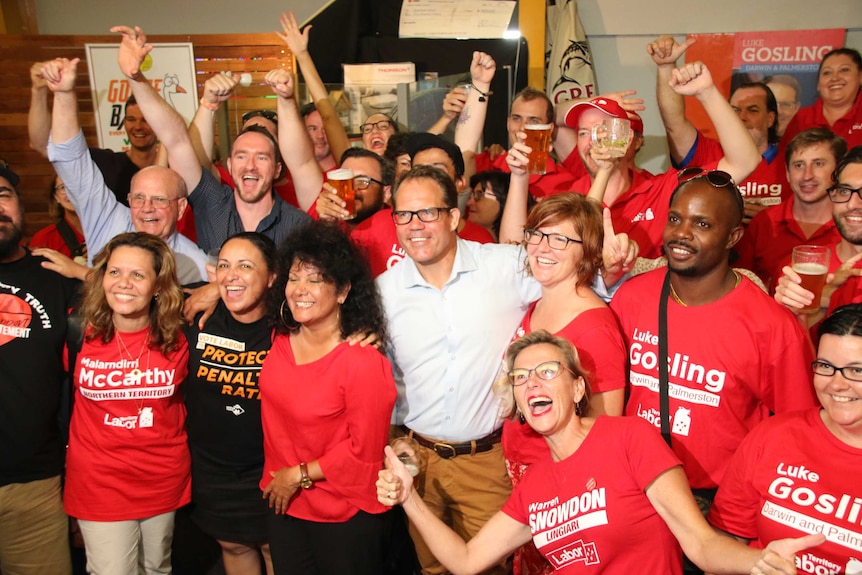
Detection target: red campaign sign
<box><xmin>683</xmin><ymin>28</ymin><xmax>847</xmax><ymax>139</ymax></box>
<box><xmin>733</xmin><ymin>29</ymin><xmax>845</xmax><ymax>70</ymax></box>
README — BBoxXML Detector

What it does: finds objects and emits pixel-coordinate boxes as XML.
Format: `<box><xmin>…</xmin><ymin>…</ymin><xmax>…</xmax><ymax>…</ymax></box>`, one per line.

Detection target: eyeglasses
<box><xmin>361</xmin><ymin>120</ymin><xmax>393</xmax><ymax>134</ymax></box>
<box><xmin>508</xmin><ymin>361</ymin><xmax>573</xmax><ymax>386</ymax></box>
<box><xmin>354</xmin><ymin>175</ymin><xmax>383</xmax><ymax>190</ymax></box>
<box><xmin>242</xmin><ymin>110</ymin><xmax>278</xmax><ymax>125</ymax></box>
<box><xmin>776</xmin><ymin>101</ymin><xmax>799</xmax><ymax>110</ymax></box>
<box><xmin>392</xmin><ymin>207</ymin><xmax>451</xmax><ymax>225</ymax></box>
<box><xmin>54</xmin><ymin>183</ymin><xmax>67</xmax><ymax>193</ymax></box>
<box><xmin>811</xmin><ymin>360</ymin><xmax>862</xmax><ymax>382</ymax></box>
<box><xmin>524</xmin><ymin>229</ymin><xmax>582</xmax><ymax>250</ymax></box>
<box><xmin>678</xmin><ymin>167</ymin><xmax>738</xmax><ymax>190</ymax></box>
<box><xmin>470</xmin><ymin>187</ymin><xmax>498</xmax><ymax>202</ymax></box>
<box><xmin>827</xmin><ymin>185</ymin><xmax>862</xmax><ymax>204</ymax></box>
<box><xmin>128</xmin><ymin>194</ymin><xmax>183</xmax><ymax>209</ymax></box>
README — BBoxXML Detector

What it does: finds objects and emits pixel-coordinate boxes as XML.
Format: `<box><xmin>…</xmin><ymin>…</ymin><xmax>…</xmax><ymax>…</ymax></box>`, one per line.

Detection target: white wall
<box><xmin>35</xmin><ymin>0</ymin><xmax>862</xmax><ymax>170</ymax></box>
<box><xmin>35</xmin><ymin>0</ymin><xmax>332</xmax><ymax>34</ymax></box>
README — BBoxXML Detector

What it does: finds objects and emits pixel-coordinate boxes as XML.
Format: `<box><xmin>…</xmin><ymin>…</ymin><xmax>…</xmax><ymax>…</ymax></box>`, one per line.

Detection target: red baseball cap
<box><xmin>564</xmin><ymin>98</ymin><xmax>644</xmax><ymax>134</ymax></box>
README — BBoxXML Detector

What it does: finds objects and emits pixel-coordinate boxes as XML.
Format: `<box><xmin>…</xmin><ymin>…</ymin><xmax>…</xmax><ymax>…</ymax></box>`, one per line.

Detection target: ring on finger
<box><xmin>387</xmin><ymin>490</ymin><xmax>395</xmax><ymax>499</ymax></box>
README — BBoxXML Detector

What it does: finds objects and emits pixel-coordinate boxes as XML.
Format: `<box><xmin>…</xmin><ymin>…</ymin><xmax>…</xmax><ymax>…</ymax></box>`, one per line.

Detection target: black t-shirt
<box><xmin>183</xmin><ymin>302</ymin><xmax>271</xmax><ymax>468</ymax></box>
<box><xmin>89</xmin><ymin>147</ymin><xmax>139</xmax><ymax>206</ymax></box>
<box><xmin>0</xmin><ymin>251</ymin><xmax>80</xmax><ymax>485</ymax></box>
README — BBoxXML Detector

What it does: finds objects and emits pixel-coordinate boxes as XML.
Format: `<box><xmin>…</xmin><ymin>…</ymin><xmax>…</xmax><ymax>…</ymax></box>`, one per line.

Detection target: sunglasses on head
<box><xmin>242</xmin><ymin>110</ymin><xmax>278</xmax><ymax>125</ymax></box>
<box><xmin>677</xmin><ymin>167</ymin><xmax>737</xmax><ymax>190</ymax></box>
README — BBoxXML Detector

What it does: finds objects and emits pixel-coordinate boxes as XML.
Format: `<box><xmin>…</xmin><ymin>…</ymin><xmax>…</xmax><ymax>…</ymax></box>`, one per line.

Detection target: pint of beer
<box><xmin>791</xmin><ymin>245</ymin><xmax>830</xmax><ymax>313</ymax></box>
<box><xmin>328</xmin><ymin>168</ymin><xmax>356</xmax><ymax>220</ymax></box>
<box><xmin>523</xmin><ymin>124</ymin><xmax>553</xmax><ymax>175</ymax></box>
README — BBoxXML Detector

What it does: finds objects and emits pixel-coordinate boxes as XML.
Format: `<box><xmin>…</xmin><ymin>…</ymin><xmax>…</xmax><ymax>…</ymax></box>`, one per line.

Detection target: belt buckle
<box><xmin>433</xmin><ymin>442</ymin><xmax>457</xmax><ymax>459</ymax></box>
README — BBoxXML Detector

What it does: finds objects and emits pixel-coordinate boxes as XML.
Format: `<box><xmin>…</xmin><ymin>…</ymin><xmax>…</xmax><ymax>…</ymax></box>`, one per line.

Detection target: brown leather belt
<box><xmin>401</xmin><ymin>425</ymin><xmax>502</xmax><ymax>459</ymax></box>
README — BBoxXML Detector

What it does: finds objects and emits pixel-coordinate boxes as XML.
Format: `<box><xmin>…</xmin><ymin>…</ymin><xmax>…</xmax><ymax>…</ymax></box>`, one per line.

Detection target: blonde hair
<box><xmin>494</xmin><ymin>330</ymin><xmax>591</xmax><ymax>419</ymax></box>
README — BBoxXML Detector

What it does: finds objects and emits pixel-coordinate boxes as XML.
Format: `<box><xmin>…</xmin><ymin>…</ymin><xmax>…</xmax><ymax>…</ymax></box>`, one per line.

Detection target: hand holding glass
<box><xmin>591</xmin><ymin>118</ymin><xmax>631</xmax><ymax>158</ymax></box>
<box><xmin>328</xmin><ymin>168</ymin><xmax>356</xmax><ymax>220</ymax></box>
<box><xmin>791</xmin><ymin>245</ymin><xmax>830</xmax><ymax>313</ymax></box>
<box><xmin>523</xmin><ymin>124</ymin><xmax>553</xmax><ymax>175</ymax></box>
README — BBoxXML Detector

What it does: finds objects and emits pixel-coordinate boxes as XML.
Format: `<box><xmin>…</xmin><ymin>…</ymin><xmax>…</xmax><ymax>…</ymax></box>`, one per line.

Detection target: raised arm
<box><xmin>277</xmin><ymin>11</ymin><xmax>351</xmax><ymax>164</ymax></box>
<box><xmin>42</xmin><ymin>58</ymin><xmax>81</xmax><ymax>145</ymax></box>
<box><xmin>265</xmin><ymin>68</ymin><xmax>323</xmax><ymax>212</ymax></box>
<box><xmin>28</xmin><ymin>62</ymin><xmax>52</xmax><ymax>157</ymax></box>
<box><xmin>110</xmin><ymin>25</ymin><xmax>202</xmax><ymax>193</ymax></box>
<box><xmin>377</xmin><ymin>447</ymin><xmax>529</xmax><ymax>575</ymax></box>
<box><xmin>453</xmin><ymin>52</ymin><xmax>496</xmax><ymax>154</ymax></box>
<box><xmin>669</xmin><ymin>62</ymin><xmax>759</xmax><ymax>182</ymax></box>
<box><xmin>648</xmin><ymin>466</ymin><xmax>824</xmax><ymax>574</ymax></box>
<box><xmin>498</xmin><ymin>135</ymin><xmax>531</xmax><ymax>244</ymax></box>
<box><xmin>188</xmin><ymin>72</ymin><xmax>240</xmax><ymax>178</ymax></box>
<box><xmin>427</xmin><ymin>86</ymin><xmax>468</xmax><ymax>136</ymax></box>
<box><xmin>649</xmin><ymin>35</ymin><xmax>698</xmax><ymax>165</ymax></box>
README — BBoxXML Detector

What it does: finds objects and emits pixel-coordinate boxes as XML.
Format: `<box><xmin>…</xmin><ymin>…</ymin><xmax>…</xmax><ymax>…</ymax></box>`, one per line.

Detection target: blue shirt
<box><xmin>189</xmin><ymin>169</ymin><xmax>310</xmax><ymax>253</ymax></box>
<box><xmin>377</xmin><ymin>239</ymin><xmax>541</xmax><ymax>442</ymax></box>
<box><xmin>48</xmin><ymin>131</ymin><xmax>207</xmax><ymax>285</ymax></box>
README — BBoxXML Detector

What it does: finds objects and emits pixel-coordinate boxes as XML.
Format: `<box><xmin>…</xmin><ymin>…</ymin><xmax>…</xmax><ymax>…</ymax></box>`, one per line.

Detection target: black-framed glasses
<box><xmin>524</xmin><ymin>228</ymin><xmax>582</xmax><ymax>250</ymax></box>
<box><xmin>354</xmin><ymin>175</ymin><xmax>383</xmax><ymax>190</ymax></box>
<box><xmin>392</xmin><ymin>207</ymin><xmax>451</xmax><ymax>225</ymax></box>
<box><xmin>361</xmin><ymin>120</ymin><xmax>393</xmax><ymax>134</ymax></box>
<box><xmin>811</xmin><ymin>360</ymin><xmax>862</xmax><ymax>382</ymax></box>
<box><xmin>508</xmin><ymin>361</ymin><xmax>573</xmax><ymax>386</ymax></box>
<box><xmin>678</xmin><ymin>167</ymin><xmax>737</xmax><ymax>190</ymax></box>
<box><xmin>827</xmin><ymin>185</ymin><xmax>862</xmax><ymax>204</ymax></box>
<box><xmin>128</xmin><ymin>194</ymin><xmax>183</xmax><ymax>209</ymax></box>
<box><xmin>242</xmin><ymin>110</ymin><xmax>278</xmax><ymax>125</ymax></box>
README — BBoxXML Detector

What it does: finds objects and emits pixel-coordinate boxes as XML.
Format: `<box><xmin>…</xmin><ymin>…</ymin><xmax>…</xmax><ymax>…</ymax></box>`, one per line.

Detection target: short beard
<box><xmin>0</xmin><ymin>223</ymin><xmax>24</xmax><ymax>260</ymax></box>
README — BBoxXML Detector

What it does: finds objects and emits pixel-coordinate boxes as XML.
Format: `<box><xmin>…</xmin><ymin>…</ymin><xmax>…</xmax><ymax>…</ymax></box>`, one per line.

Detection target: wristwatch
<box><xmin>299</xmin><ymin>462</ymin><xmax>313</xmax><ymax>489</ymax></box>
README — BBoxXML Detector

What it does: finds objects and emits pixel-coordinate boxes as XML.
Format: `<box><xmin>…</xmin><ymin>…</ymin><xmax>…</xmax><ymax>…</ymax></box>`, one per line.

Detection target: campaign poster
<box><xmin>684</xmin><ymin>29</ymin><xmax>846</xmax><ymax>139</ymax></box>
<box><xmin>86</xmin><ymin>43</ymin><xmax>197</xmax><ymax>151</ymax></box>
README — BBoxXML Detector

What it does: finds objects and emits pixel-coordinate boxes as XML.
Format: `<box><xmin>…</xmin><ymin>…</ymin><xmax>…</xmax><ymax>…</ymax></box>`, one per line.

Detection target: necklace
<box><xmin>669</xmin><ymin>270</ymin><xmax>742</xmax><ymax>307</ymax></box>
<box><xmin>115</xmin><ymin>327</ymin><xmax>151</xmax><ymax>413</ymax></box>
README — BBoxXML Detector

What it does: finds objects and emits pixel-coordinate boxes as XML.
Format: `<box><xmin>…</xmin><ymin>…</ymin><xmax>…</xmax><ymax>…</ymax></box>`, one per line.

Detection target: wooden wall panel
<box><xmin>0</xmin><ymin>33</ymin><xmax>293</xmax><ymax>240</ymax></box>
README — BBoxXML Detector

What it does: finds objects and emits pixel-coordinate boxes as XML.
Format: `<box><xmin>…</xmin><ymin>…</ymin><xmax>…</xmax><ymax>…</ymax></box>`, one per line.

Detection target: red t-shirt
<box><xmin>503</xmin><ymin>305</ymin><xmax>627</xmax><ymax>471</ymax></box>
<box><xmin>259</xmin><ymin>337</ymin><xmax>396</xmax><ymax>522</ymax></box>
<box><xmin>28</xmin><ymin>219</ymin><xmax>86</xmax><ymax>258</ymax></box>
<box><xmin>65</xmin><ymin>327</ymin><xmax>191</xmax><ymax>521</ymax></box>
<box><xmin>735</xmin><ymin>197</ymin><xmax>840</xmax><ymax>292</ymax></box>
<box><xmin>782</xmin><ymin>90</ymin><xmax>862</xmax><ymax>150</ymax></box>
<box><xmin>570</xmin><ymin>163</ymin><xmax>716</xmax><ymax>260</ymax></box>
<box><xmin>611</xmin><ymin>269</ymin><xmax>818</xmax><ymax>489</ymax></box>
<box><xmin>824</xmin><ymin>241</ymin><xmax>862</xmax><ymax>316</ymax></box>
<box><xmin>709</xmin><ymin>408</ymin><xmax>862</xmax><ymax>574</ymax></box>
<box><xmin>503</xmin><ymin>416</ymin><xmax>683</xmax><ymax>574</ymax></box>
<box><xmin>682</xmin><ymin>133</ymin><xmax>790</xmax><ymax>204</ymax></box>
<box><xmin>475</xmin><ymin>151</ymin><xmax>580</xmax><ymax>200</ymax></box>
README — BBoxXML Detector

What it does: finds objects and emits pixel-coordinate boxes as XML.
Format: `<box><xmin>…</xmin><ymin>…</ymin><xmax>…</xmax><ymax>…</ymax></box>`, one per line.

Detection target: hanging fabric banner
<box><xmin>545</xmin><ymin>0</ymin><xmax>597</xmax><ymax>104</ymax></box>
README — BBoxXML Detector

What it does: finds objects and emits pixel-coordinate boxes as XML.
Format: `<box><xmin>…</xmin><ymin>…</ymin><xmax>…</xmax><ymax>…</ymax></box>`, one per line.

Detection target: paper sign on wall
<box><xmin>85</xmin><ymin>43</ymin><xmax>197</xmax><ymax>151</ymax></box>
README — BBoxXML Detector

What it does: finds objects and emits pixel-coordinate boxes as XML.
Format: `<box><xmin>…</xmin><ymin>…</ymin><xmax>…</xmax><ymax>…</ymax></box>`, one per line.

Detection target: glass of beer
<box><xmin>328</xmin><ymin>168</ymin><xmax>356</xmax><ymax>220</ymax></box>
<box><xmin>591</xmin><ymin>118</ymin><xmax>631</xmax><ymax>158</ymax></box>
<box><xmin>792</xmin><ymin>245</ymin><xmax>830</xmax><ymax>313</ymax></box>
<box><xmin>390</xmin><ymin>437</ymin><xmax>421</xmax><ymax>477</ymax></box>
<box><xmin>523</xmin><ymin>124</ymin><xmax>553</xmax><ymax>175</ymax></box>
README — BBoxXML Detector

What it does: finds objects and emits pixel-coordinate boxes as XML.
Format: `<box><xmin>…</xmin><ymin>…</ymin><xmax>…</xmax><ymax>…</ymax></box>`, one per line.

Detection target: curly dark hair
<box><xmin>267</xmin><ymin>221</ymin><xmax>389</xmax><ymax>349</ymax></box>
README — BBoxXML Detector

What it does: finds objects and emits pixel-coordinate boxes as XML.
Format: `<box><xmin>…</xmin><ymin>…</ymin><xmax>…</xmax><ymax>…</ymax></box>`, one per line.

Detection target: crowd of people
<box><xmin>1</xmin><ymin>15</ymin><xmax>862</xmax><ymax>575</ymax></box>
